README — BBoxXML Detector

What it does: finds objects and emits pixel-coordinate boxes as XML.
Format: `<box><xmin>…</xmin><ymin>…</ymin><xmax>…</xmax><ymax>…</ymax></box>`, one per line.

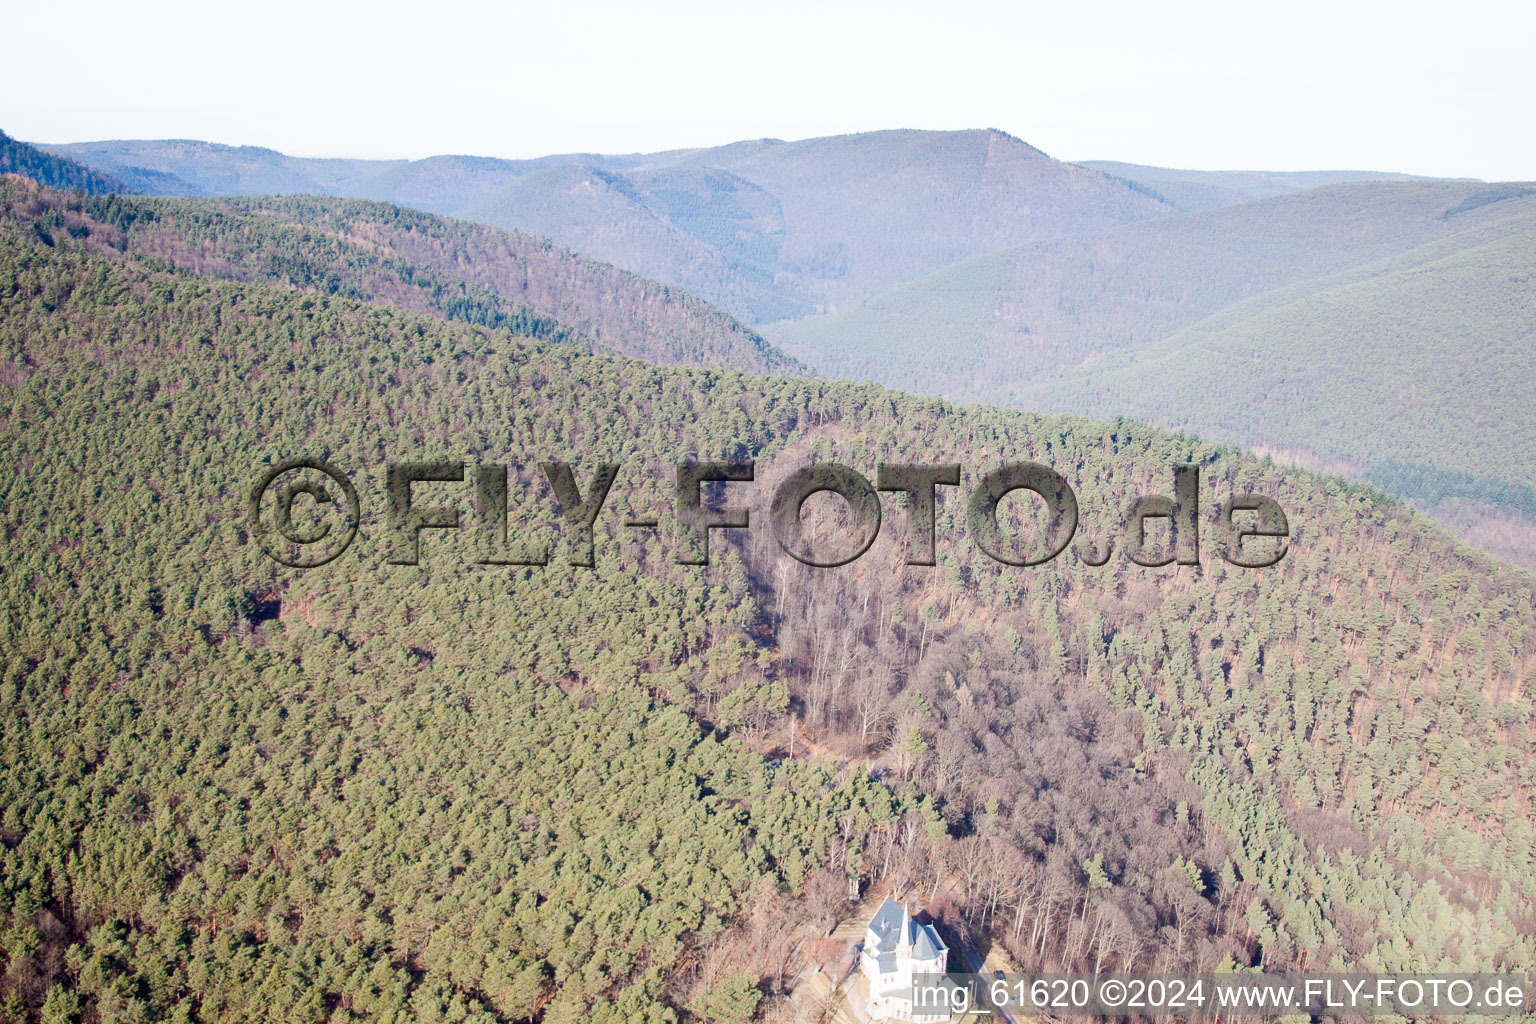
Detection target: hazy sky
<box><xmin>6</xmin><ymin>0</ymin><xmax>1533</xmax><ymax>179</ymax></box>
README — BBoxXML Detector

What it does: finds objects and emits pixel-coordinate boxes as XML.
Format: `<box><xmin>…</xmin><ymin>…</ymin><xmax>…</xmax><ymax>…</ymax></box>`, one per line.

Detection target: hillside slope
<box><xmin>1080</xmin><ymin>161</ymin><xmax>1444</xmax><ymax>212</ymax></box>
<box><xmin>43</xmin><ymin>137</ymin><xmax>398</xmax><ymax>197</ymax></box>
<box><xmin>1038</xmin><ymin>215</ymin><xmax>1536</xmax><ymax>560</ymax></box>
<box><xmin>0</xmin><ymin>178</ymin><xmax>798</xmax><ymax>375</ymax></box>
<box><xmin>770</xmin><ymin>181</ymin><xmax>1531</xmax><ymax>392</ymax></box>
<box><xmin>464</xmin><ymin>129</ymin><xmax>1178</xmax><ymax>319</ymax></box>
<box><xmin>3</xmin><ymin>187</ymin><xmax>1536</xmax><ymax>1020</ymax></box>
<box><xmin>345</xmin><ymin>154</ymin><xmax>527</xmax><ymax>214</ymax></box>
<box><xmin>769</xmin><ymin>181</ymin><xmax>1536</xmax><ymax>558</ymax></box>
<box><xmin>458</xmin><ymin>163</ymin><xmax>810</xmax><ymax>323</ymax></box>
<box><xmin>0</xmin><ymin>130</ymin><xmax>129</xmax><ymax>195</ymax></box>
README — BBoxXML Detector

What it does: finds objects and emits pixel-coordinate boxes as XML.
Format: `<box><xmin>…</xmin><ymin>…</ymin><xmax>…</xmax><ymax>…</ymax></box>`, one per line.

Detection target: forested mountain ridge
<box><xmin>455</xmin><ymin>163</ymin><xmax>806</xmax><ymax>324</ymax></box>
<box><xmin>39</xmin><ymin>133</ymin><xmax>1453</xmax><ymax>322</ymax></box>
<box><xmin>38</xmin><ymin>137</ymin><xmax>390</xmax><ymax>198</ymax></box>
<box><xmin>769</xmin><ymin>180</ymin><xmax>1534</xmax><ymax>391</ymax></box>
<box><xmin>769</xmin><ymin>180</ymin><xmax>1536</xmax><ymax>564</ymax></box>
<box><xmin>42</xmin><ymin>129</ymin><xmax>1182</xmax><ymax>321</ymax></box>
<box><xmin>0</xmin><ymin>132</ymin><xmax>129</xmax><ymax>196</ymax></box>
<box><xmin>3</xmin><ymin>184</ymin><xmax>1536</xmax><ymax>1021</ymax></box>
<box><xmin>0</xmin><ymin>177</ymin><xmax>799</xmax><ymax>375</ymax></box>
<box><xmin>1036</xmin><ymin>207</ymin><xmax>1536</xmax><ymax>564</ymax></box>
<box><xmin>457</xmin><ymin>129</ymin><xmax>1181</xmax><ymax>320</ymax></box>
<box><xmin>1079</xmin><ymin>161</ymin><xmax>1446</xmax><ymax>212</ymax></box>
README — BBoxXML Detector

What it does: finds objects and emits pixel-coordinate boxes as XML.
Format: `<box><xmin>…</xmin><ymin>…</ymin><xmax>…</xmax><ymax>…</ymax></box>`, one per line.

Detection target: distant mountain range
<box><xmin>38</xmin><ymin>131</ymin><xmax>1468</xmax><ymax>324</ymax></box>
<box><xmin>19</xmin><ymin>127</ymin><xmax>1534</xmax><ymax>563</ymax></box>
<box><xmin>40</xmin><ymin>130</ymin><xmax>1183</xmax><ymax>321</ymax></box>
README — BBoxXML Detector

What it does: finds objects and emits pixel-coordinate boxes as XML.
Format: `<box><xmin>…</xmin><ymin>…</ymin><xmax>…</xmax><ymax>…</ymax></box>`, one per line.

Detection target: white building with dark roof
<box><xmin>859</xmin><ymin>896</ymin><xmax>951</xmax><ymax>1022</ymax></box>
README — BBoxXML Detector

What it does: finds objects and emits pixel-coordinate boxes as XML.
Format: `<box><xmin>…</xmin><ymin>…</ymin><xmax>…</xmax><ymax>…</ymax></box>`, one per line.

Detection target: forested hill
<box><xmin>0</xmin><ymin>177</ymin><xmax>799</xmax><ymax>376</ymax></box>
<box><xmin>770</xmin><ymin>180</ymin><xmax>1536</xmax><ymax>564</ymax></box>
<box><xmin>2</xmin><ymin>179</ymin><xmax>1535</xmax><ymax>1022</ymax></box>
<box><xmin>0</xmin><ymin>132</ymin><xmax>128</xmax><ymax>196</ymax></box>
<box><xmin>1036</xmin><ymin>201</ymin><xmax>1536</xmax><ymax>565</ymax></box>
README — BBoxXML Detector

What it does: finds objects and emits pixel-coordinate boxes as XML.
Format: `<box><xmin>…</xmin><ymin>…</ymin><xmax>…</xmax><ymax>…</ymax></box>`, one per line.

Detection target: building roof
<box><xmin>866</xmin><ymin>894</ymin><xmax>947</xmax><ymax>959</ymax></box>
<box><xmin>867</xmin><ymin>896</ymin><xmax>908</xmax><ymax>952</ymax></box>
<box><xmin>912</xmin><ymin>925</ymin><xmax>945</xmax><ymax>960</ymax></box>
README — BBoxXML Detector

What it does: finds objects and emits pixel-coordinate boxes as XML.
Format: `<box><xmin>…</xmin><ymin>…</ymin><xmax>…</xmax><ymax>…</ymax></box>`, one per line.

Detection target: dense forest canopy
<box><xmin>1</xmin><ymin>176</ymin><xmax>1535</xmax><ymax>1022</ymax></box>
